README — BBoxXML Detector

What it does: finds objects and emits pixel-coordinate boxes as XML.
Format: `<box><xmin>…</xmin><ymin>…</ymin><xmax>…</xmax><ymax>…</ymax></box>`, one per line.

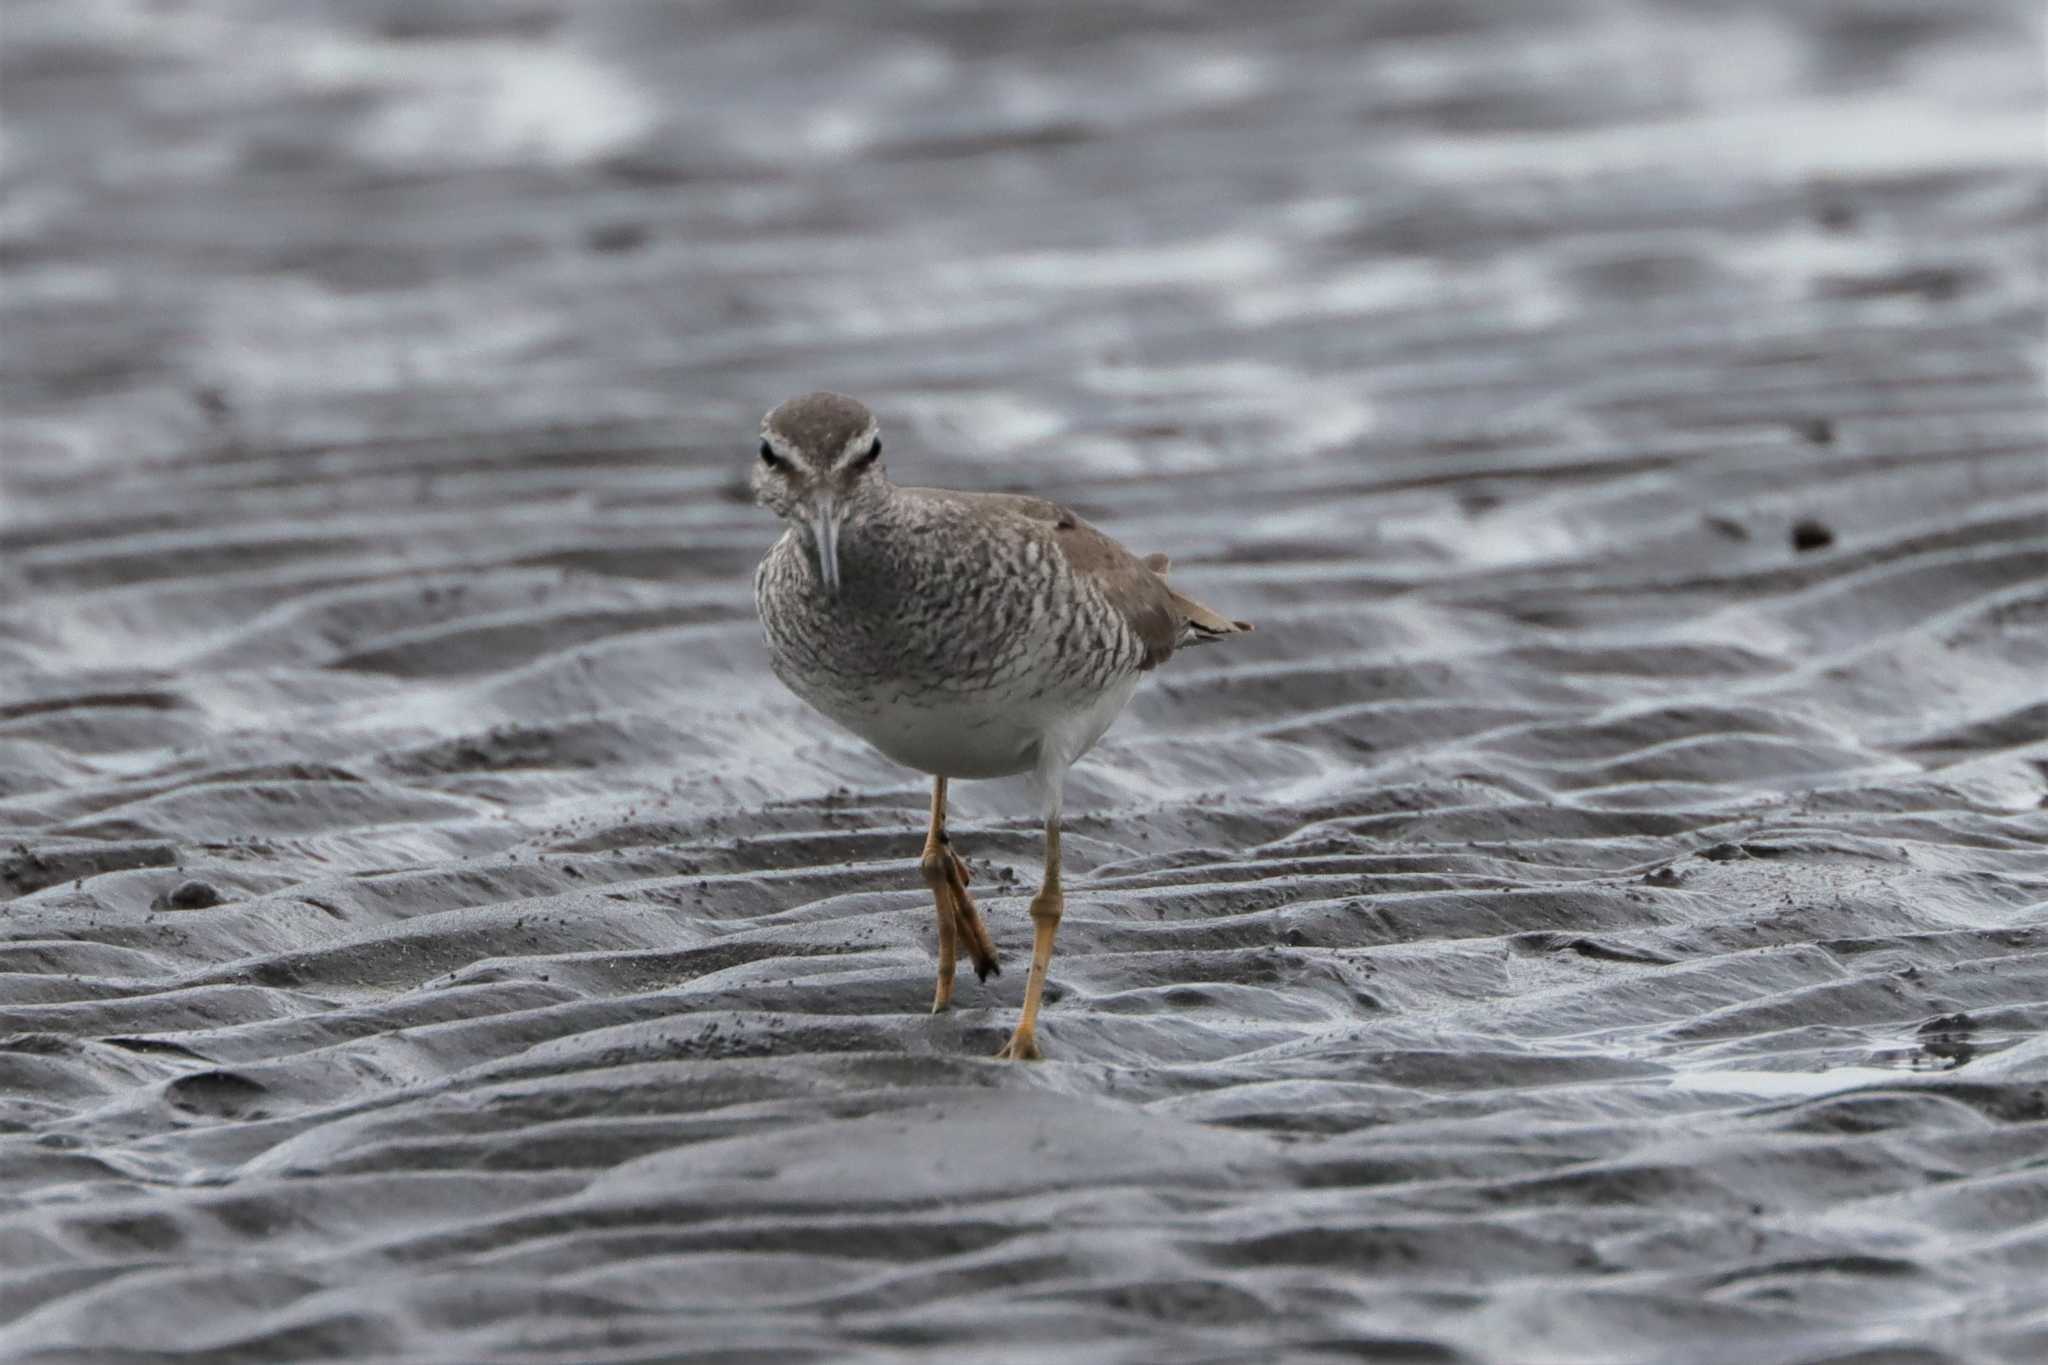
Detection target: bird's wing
<box><xmin>904</xmin><ymin>488</ymin><xmax>1249</xmax><ymax>670</ymax></box>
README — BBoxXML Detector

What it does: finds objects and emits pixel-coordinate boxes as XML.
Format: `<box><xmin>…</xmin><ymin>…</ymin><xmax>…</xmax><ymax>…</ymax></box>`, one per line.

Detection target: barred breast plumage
<box><xmin>755</xmin><ymin>488</ymin><xmax>1157</xmax><ymax>779</ymax></box>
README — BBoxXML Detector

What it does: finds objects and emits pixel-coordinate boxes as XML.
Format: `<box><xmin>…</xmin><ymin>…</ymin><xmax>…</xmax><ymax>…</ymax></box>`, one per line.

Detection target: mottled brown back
<box><xmin>945</xmin><ymin>491</ymin><xmax>1242</xmax><ymax>671</ymax></box>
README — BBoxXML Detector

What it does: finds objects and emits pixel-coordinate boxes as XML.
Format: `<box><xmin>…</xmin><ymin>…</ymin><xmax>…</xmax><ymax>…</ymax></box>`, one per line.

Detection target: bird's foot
<box><xmin>962</xmin><ymin>918</ymin><xmax>1000</xmax><ymax>981</ymax></box>
<box><xmin>993</xmin><ymin>1029</ymin><xmax>1042</xmax><ymax>1062</ymax></box>
<box><xmin>944</xmin><ymin>849</ymin><xmax>1001</xmax><ymax>981</ymax></box>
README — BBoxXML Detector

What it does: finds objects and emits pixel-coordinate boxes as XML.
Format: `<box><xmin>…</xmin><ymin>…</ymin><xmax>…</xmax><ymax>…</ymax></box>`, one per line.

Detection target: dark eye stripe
<box><xmin>851</xmin><ymin>438</ymin><xmax>881</xmax><ymax>467</ymax></box>
<box><xmin>759</xmin><ymin>441</ymin><xmax>786</xmax><ymax>468</ymax></box>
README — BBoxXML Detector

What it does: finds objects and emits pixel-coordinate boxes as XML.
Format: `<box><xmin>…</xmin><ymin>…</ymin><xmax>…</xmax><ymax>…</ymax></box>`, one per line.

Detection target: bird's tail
<box><xmin>1145</xmin><ymin>553</ymin><xmax>1253</xmax><ymax>647</ymax></box>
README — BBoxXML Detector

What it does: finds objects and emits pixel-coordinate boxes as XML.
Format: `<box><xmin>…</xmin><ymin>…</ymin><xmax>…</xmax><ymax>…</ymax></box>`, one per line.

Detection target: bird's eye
<box><xmin>851</xmin><ymin>438</ymin><xmax>881</xmax><ymax>468</ymax></box>
<box><xmin>759</xmin><ymin>441</ymin><xmax>787</xmax><ymax>470</ymax></box>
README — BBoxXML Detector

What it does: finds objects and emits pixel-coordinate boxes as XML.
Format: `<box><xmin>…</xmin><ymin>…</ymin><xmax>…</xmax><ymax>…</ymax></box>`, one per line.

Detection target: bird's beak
<box><xmin>809</xmin><ymin>497</ymin><xmax>841</xmax><ymax>598</ymax></box>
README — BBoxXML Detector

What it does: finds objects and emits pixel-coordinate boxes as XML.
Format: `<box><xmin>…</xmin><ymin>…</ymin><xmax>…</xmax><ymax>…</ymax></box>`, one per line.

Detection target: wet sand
<box><xmin>3</xmin><ymin>1</ymin><xmax>2047</xmax><ymax>1360</ymax></box>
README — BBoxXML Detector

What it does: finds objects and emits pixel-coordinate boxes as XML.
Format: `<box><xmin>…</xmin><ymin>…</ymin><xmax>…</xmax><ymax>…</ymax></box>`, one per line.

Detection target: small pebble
<box><xmin>160</xmin><ymin>879</ymin><xmax>225</xmax><ymax>910</ymax></box>
<box><xmin>1791</xmin><ymin>519</ymin><xmax>1835</xmax><ymax>553</ymax></box>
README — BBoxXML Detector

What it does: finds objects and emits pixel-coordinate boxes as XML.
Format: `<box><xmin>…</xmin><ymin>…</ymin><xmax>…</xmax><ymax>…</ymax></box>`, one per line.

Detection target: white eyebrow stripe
<box><xmin>831</xmin><ymin>421</ymin><xmax>881</xmax><ymax>469</ymax></box>
<box><xmin>760</xmin><ymin>430</ymin><xmax>815</xmax><ymax>473</ymax></box>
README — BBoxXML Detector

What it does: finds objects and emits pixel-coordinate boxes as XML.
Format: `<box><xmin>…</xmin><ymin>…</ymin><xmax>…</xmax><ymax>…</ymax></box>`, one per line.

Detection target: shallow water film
<box><xmin>3</xmin><ymin>1</ymin><xmax>2047</xmax><ymax>1361</ymax></box>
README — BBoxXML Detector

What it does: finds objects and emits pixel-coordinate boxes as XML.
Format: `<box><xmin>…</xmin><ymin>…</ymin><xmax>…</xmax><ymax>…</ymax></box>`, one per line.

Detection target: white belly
<box><xmin>801</xmin><ymin>674</ymin><xmax>1141</xmax><ymax>781</ymax></box>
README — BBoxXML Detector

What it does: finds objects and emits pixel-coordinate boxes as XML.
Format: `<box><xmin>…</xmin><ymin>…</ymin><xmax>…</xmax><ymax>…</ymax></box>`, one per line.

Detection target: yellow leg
<box><xmin>995</xmin><ymin>816</ymin><xmax>1061</xmax><ymax>1061</ymax></box>
<box><xmin>920</xmin><ymin>777</ymin><xmax>999</xmax><ymax>1013</ymax></box>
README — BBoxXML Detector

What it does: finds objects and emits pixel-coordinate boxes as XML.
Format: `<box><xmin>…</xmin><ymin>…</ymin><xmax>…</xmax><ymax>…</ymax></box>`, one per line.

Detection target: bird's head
<box><xmin>752</xmin><ymin>391</ymin><xmax>889</xmax><ymax>598</ymax></box>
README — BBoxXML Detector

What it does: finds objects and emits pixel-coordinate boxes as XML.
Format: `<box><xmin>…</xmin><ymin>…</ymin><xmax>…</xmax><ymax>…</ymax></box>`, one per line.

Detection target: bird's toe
<box><xmin>993</xmin><ymin>1031</ymin><xmax>1042</xmax><ymax>1062</ymax></box>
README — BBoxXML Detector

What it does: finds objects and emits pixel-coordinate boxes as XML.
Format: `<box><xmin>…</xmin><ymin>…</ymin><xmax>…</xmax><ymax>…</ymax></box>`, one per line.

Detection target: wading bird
<box><xmin>752</xmin><ymin>392</ymin><xmax>1251</xmax><ymax>1059</ymax></box>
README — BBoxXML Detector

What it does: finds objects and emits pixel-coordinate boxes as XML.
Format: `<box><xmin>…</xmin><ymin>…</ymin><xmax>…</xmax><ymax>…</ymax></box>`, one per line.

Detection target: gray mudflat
<box><xmin>3</xmin><ymin>2</ymin><xmax>2046</xmax><ymax>1362</ymax></box>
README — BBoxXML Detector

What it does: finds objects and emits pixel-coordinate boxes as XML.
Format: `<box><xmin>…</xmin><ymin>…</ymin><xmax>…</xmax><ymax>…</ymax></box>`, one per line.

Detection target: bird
<box><xmin>750</xmin><ymin>392</ymin><xmax>1252</xmax><ymax>1060</ymax></box>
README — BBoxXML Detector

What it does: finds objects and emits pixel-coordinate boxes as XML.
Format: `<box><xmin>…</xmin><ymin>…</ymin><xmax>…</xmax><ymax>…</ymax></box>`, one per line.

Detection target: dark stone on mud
<box><xmin>156</xmin><ymin>879</ymin><xmax>225</xmax><ymax>910</ymax></box>
<box><xmin>1792</xmin><ymin>519</ymin><xmax>1836</xmax><ymax>552</ymax></box>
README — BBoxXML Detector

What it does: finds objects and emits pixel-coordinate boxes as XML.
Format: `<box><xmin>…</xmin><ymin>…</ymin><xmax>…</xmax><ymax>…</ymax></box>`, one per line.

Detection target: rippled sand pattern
<box><xmin>4</xmin><ymin>1</ymin><xmax>2048</xmax><ymax>1361</ymax></box>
